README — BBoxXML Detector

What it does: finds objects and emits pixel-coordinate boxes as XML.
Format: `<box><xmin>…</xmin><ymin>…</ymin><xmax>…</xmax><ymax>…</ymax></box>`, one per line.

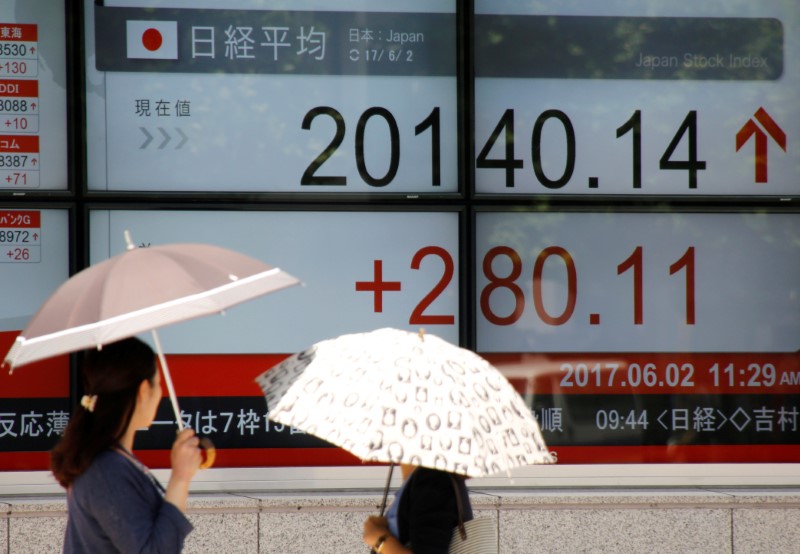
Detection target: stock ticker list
<box><xmin>0</xmin><ymin>23</ymin><xmax>40</xmax><ymax>190</ymax></box>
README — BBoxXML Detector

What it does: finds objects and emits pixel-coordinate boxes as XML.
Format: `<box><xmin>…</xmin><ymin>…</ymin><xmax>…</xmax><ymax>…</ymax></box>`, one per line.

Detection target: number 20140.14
<box><xmin>480</xmin><ymin>245</ymin><xmax>695</xmax><ymax>326</ymax></box>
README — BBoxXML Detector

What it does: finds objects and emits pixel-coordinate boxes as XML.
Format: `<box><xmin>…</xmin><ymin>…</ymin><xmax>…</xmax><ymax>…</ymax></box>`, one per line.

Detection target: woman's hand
<box><xmin>171</xmin><ymin>428</ymin><xmax>202</xmax><ymax>481</ymax></box>
<box><xmin>165</xmin><ymin>428</ymin><xmax>202</xmax><ymax>512</ymax></box>
<box><xmin>363</xmin><ymin>515</ymin><xmax>412</xmax><ymax>553</ymax></box>
<box><xmin>363</xmin><ymin>515</ymin><xmax>389</xmax><ymax>548</ymax></box>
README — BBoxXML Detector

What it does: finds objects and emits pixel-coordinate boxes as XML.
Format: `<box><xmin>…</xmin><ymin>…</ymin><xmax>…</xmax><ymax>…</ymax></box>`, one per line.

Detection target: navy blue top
<box><xmin>63</xmin><ymin>450</ymin><xmax>193</xmax><ymax>553</ymax></box>
<box><xmin>394</xmin><ymin>467</ymin><xmax>473</xmax><ymax>554</ymax></box>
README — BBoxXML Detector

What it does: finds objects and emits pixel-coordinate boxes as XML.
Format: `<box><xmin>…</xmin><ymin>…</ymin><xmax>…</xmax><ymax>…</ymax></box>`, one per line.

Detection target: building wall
<box><xmin>2</xmin><ymin>488</ymin><xmax>799</xmax><ymax>553</ymax></box>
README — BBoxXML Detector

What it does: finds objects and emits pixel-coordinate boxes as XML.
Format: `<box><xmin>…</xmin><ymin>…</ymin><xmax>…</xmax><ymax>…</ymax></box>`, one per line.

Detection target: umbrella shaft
<box><xmin>152</xmin><ymin>330</ymin><xmax>184</xmax><ymax>431</ymax></box>
<box><xmin>379</xmin><ymin>463</ymin><xmax>394</xmax><ymax>516</ymax></box>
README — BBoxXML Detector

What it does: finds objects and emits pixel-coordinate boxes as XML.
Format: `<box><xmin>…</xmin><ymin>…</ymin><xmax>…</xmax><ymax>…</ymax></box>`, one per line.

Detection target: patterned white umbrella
<box><xmin>256</xmin><ymin>327</ymin><xmax>554</xmax><ymax>478</ymax></box>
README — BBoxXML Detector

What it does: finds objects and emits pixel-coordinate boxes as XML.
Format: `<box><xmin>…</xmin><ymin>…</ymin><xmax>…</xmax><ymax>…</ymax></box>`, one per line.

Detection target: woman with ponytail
<box><xmin>51</xmin><ymin>337</ymin><xmax>201</xmax><ymax>553</ymax></box>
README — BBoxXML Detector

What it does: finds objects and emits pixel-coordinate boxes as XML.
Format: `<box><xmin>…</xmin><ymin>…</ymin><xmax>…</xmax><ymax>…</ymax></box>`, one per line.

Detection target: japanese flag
<box><xmin>126</xmin><ymin>20</ymin><xmax>178</xmax><ymax>59</ymax></box>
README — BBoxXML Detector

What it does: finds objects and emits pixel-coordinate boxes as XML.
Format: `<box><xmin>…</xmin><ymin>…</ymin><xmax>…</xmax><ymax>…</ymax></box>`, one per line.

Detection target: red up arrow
<box><xmin>735</xmin><ymin>107</ymin><xmax>786</xmax><ymax>183</ymax></box>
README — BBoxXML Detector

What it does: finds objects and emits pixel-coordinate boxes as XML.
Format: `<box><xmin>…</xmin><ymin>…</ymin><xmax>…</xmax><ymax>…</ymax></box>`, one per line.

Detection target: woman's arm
<box><xmin>76</xmin><ymin>452</ymin><xmax>193</xmax><ymax>553</ymax></box>
<box><xmin>363</xmin><ymin>469</ymin><xmax>465</xmax><ymax>554</ymax></box>
<box><xmin>164</xmin><ymin>428</ymin><xmax>202</xmax><ymax>512</ymax></box>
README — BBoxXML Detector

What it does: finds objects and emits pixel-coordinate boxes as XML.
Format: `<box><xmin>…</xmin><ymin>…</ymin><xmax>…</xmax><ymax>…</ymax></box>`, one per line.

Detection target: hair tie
<box><xmin>80</xmin><ymin>394</ymin><xmax>98</xmax><ymax>413</ymax></box>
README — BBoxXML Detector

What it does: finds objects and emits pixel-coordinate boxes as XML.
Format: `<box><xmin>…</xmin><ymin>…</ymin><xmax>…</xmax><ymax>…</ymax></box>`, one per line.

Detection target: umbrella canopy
<box><xmin>4</xmin><ymin>240</ymin><xmax>300</xmax><ymax>370</ymax></box>
<box><xmin>256</xmin><ymin>328</ymin><xmax>554</xmax><ymax>478</ymax></box>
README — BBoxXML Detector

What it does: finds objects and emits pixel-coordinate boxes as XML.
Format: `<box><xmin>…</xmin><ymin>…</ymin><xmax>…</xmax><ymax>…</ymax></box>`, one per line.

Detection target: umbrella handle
<box><xmin>366</xmin><ymin>464</ymin><xmax>395</xmax><ymax>553</ymax></box>
<box><xmin>151</xmin><ymin>331</ymin><xmax>216</xmax><ymax>470</ymax></box>
<box><xmin>199</xmin><ymin>436</ymin><xmax>216</xmax><ymax>470</ymax></box>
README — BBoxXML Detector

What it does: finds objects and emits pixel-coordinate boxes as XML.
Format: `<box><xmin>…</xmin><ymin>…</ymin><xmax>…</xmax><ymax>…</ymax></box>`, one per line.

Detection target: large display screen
<box><xmin>4</xmin><ymin>1</ymin><xmax>794</xmax><ymax>480</ymax></box>
<box><xmin>89</xmin><ymin>208</ymin><xmax>460</xmax><ymax>467</ymax></box>
<box><xmin>474</xmin><ymin>0</ymin><xmax>799</xmax><ymax>197</ymax></box>
<box><xmin>85</xmin><ymin>0</ymin><xmax>458</xmax><ymax>194</ymax></box>
<box><xmin>0</xmin><ymin>207</ymin><xmax>70</xmax><ymax>469</ymax></box>
<box><xmin>476</xmin><ymin>209</ymin><xmax>800</xmax><ymax>463</ymax></box>
<box><xmin>0</xmin><ymin>2</ymin><xmax>69</xmax><ymax>192</ymax></box>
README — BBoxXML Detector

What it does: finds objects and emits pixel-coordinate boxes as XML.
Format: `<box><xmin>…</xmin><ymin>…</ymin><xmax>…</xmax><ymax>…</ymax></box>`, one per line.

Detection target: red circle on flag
<box><xmin>141</xmin><ymin>28</ymin><xmax>163</xmax><ymax>52</ymax></box>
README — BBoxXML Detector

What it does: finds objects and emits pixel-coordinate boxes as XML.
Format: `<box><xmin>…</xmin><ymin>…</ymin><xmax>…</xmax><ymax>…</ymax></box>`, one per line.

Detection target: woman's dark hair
<box><xmin>51</xmin><ymin>337</ymin><xmax>156</xmax><ymax>488</ymax></box>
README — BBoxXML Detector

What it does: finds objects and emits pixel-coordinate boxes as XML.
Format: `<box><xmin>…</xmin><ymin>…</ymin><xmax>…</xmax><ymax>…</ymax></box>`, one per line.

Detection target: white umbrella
<box><xmin>255</xmin><ymin>327</ymin><xmax>554</xmax><ymax>479</ymax></box>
